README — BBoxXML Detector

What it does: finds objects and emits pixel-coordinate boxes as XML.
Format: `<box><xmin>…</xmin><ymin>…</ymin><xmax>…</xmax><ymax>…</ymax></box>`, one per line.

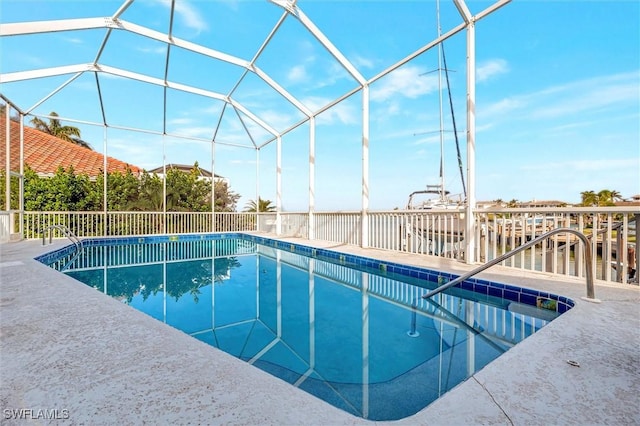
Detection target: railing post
<box><xmin>634</xmin><ymin>214</ymin><xmax>639</xmax><ymax>284</ymax></box>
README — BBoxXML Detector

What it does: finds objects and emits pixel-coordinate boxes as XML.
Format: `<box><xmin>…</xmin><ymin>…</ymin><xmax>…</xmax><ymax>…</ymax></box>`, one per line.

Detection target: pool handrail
<box><xmin>41</xmin><ymin>224</ymin><xmax>83</xmax><ymax>252</ymax></box>
<box><xmin>422</xmin><ymin>227</ymin><xmax>598</xmax><ymax>303</ymax></box>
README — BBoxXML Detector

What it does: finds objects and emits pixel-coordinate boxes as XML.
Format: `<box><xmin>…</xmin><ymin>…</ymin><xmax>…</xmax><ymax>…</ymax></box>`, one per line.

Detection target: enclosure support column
<box><xmin>19</xmin><ymin>116</ymin><xmax>24</xmax><ymax>237</ymax></box>
<box><xmin>464</xmin><ymin>13</ymin><xmax>477</xmax><ymax>264</ymax></box>
<box><xmin>309</xmin><ymin>116</ymin><xmax>315</xmax><ymax>240</ymax></box>
<box><xmin>103</xmin><ymin>127</ymin><xmax>108</xmax><ymax>237</ymax></box>
<box><xmin>276</xmin><ymin>135</ymin><xmax>282</xmax><ymax>236</ymax></box>
<box><xmin>4</xmin><ymin>106</ymin><xmax>9</xmax><ymax>212</ymax></box>
<box><xmin>211</xmin><ymin>139</ymin><xmax>216</xmax><ymax>232</ymax></box>
<box><xmin>162</xmin><ymin>135</ymin><xmax>167</xmax><ymax>234</ymax></box>
<box><xmin>255</xmin><ymin>148</ymin><xmax>260</xmax><ymax>232</ymax></box>
<box><xmin>361</xmin><ymin>85</ymin><xmax>370</xmax><ymax>248</ymax></box>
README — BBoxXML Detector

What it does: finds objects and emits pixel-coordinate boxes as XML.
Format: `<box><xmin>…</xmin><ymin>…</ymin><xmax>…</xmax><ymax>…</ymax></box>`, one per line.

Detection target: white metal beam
<box><xmin>233</xmin><ymin>106</ymin><xmax>258</xmax><ymax>148</ymax></box>
<box><xmin>361</xmin><ymin>85</ymin><xmax>370</xmax><ymax>248</ymax></box>
<box><xmin>453</xmin><ymin>0</ymin><xmax>473</xmax><ymax>24</ymax></box>
<box><xmin>0</xmin><ymin>17</ymin><xmax>115</xmax><ymax>36</ymax></box>
<box><xmin>229</xmin><ymin>99</ymin><xmax>279</xmax><ymax>137</ymax></box>
<box><xmin>121</xmin><ymin>19</ymin><xmax>310</xmax><ymax>122</ymax></box>
<box><xmin>308</xmin><ymin>116</ymin><xmax>316</xmax><ymax>240</ymax></box>
<box><xmin>118</xmin><ymin>20</ymin><xmax>250</xmax><ymax>69</ymax></box>
<box><xmin>287</xmin><ymin>6</ymin><xmax>366</xmax><ymax>86</ymax></box>
<box><xmin>276</xmin><ymin>135</ymin><xmax>282</xmax><ymax>235</ymax></box>
<box><xmin>25</xmin><ymin>72</ymin><xmax>83</xmax><ymax>114</ymax></box>
<box><xmin>112</xmin><ymin>0</ymin><xmax>135</xmax><ymax>20</ymax></box>
<box><xmin>0</xmin><ymin>64</ymin><xmax>91</xmax><ymax>83</ymax></box>
<box><xmin>253</xmin><ymin>67</ymin><xmax>312</xmax><ymax>117</ymax></box>
<box><xmin>465</xmin><ymin>15</ymin><xmax>477</xmax><ymax>264</ymax></box>
<box><xmin>4</xmin><ymin>107</ymin><xmax>10</xmax><ymax>211</ymax></box>
<box><xmin>476</xmin><ymin>0</ymin><xmax>512</xmax><ymax>21</ymax></box>
<box><xmin>95</xmin><ymin>64</ymin><xmax>227</xmax><ymax>101</ymax></box>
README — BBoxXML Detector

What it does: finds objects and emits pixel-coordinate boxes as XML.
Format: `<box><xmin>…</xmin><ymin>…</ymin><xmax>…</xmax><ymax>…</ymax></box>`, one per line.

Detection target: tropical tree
<box><xmin>214</xmin><ymin>180</ymin><xmax>241</xmax><ymax>212</ymax></box>
<box><xmin>580</xmin><ymin>190</ymin><xmax>598</xmax><ymax>207</ymax></box>
<box><xmin>0</xmin><ymin>103</ymin><xmax>20</xmax><ymax>121</ymax></box>
<box><xmin>30</xmin><ymin>112</ymin><xmax>92</xmax><ymax>149</ymax></box>
<box><xmin>580</xmin><ymin>189</ymin><xmax>623</xmax><ymax>207</ymax></box>
<box><xmin>244</xmin><ymin>197</ymin><xmax>276</xmax><ymax>212</ymax></box>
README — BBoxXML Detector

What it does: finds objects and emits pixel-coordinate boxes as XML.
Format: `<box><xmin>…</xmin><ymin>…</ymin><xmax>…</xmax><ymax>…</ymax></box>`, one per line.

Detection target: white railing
<box><xmin>0</xmin><ymin>210</ymin><xmax>13</xmax><ymax>243</ymax></box>
<box><xmin>369</xmin><ymin>210</ymin><xmax>465</xmax><ymax>259</ymax></box>
<box><xmin>257</xmin><ymin>213</ymin><xmax>277</xmax><ymax>233</ymax></box>
<box><xmin>21</xmin><ymin>211</ymin><xmax>258</xmax><ymax>239</ymax></box>
<box><xmin>474</xmin><ymin>207</ymin><xmax>638</xmax><ymax>285</ymax></box>
<box><xmin>12</xmin><ymin>207</ymin><xmax>640</xmax><ymax>285</ymax></box>
<box><xmin>279</xmin><ymin>213</ymin><xmax>309</xmax><ymax>238</ymax></box>
<box><xmin>315</xmin><ymin>212</ymin><xmax>361</xmax><ymax>245</ymax></box>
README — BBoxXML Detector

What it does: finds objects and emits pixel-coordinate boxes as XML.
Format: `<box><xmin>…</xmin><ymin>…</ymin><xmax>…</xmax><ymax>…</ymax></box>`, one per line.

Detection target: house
<box><xmin>517</xmin><ymin>200</ymin><xmax>570</xmax><ymax>208</ymax></box>
<box><xmin>615</xmin><ymin>194</ymin><xmax>640</xmax><ymax>207</ymax></box>
<box><xmin>0</xmin><ymin>118</ymin><xmax>142</xmax><ymax>178</ymax></box>
<box><xmin>476</xmin><ymin>200</ymin><xmax>506</xmax><ymax>209</ymax></box>
<box><xmin>147</xmin><ymin>164</ymin><xmax>227</xmax><ymax>184</ymax></box>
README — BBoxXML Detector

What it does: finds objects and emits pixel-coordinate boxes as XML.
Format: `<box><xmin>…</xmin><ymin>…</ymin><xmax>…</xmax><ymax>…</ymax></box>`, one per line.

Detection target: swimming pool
<box><xmin>38</xmin><ymin>233</ymin><xmax>573</xmax><ymax>421</ymax></box>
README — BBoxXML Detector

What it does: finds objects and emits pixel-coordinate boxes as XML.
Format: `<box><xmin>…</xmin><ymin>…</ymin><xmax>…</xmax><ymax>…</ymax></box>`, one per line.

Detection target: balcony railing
<box><xmin>9</xmin><ymin>207</ymin><xmax>639</xmax><ymax>285</ymax></box>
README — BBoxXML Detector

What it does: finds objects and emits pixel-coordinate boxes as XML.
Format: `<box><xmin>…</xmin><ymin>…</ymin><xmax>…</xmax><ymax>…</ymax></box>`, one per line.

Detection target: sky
<box><xmin>0</xmin><ymin>0</ymin><xmax>638</xmax><ymax>211</ymax></box>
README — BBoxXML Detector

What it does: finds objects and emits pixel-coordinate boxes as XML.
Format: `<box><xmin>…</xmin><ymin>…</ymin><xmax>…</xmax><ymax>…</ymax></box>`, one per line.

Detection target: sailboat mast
<box><xmin>436</xmin><ymin>0</ymin><xmax>445</xmax><ymax>202</ymax></box>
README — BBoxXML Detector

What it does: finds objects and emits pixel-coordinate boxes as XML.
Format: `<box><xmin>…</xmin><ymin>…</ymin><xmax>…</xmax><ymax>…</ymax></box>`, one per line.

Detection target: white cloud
<box><xmin>287</xmin><ymin>65</ymin><xmax>308</xmax><ymax>84</ymax></box>
<box><xmin>479</xmin><ymin>71</ymin><xmax>640</xmax><ymax>124</ymax></box>
<box><xmin>255</xmin><ymin>109</ymin><xmax>297</xmax><ymax>132</ymax></box>
<box><xmin>528</xmin><ymin>76</ymin><xmax>639</xmax><ymax>120</ymax></box>
<box><xmin>476</xmin><ymin>59</ymin><xmax>509</xmax><ymax>83</ymax></box>
<box><xmin>168</xmin><ymin>117</ymin><xmax>194</xmax><ymax>125</ymax></box>
<box><xmin>303</xmin><ymin>96</ymin><xmax>357</xmax><ymax>125</ymax></box>
<box><xmin>352</xmin><ymin>55</ymin><xmax>374</xmax><ymax>70</ymax></box>
<box><xmin>153</xmin><ymin>0</ymin><xmax>207</xmax><ymax>33</ymax></box>
<box><xmin>371</xmin><ymin>66</ymin><xmax>439</xmax><ymax>102</ymax></box>
<box><xmin>64</xmin><ymin>37</ymin><xmax>83</xmax><ymax>45</ymax></box>
<box><xmin>136</xmin><ymin>46</ymin><xmax>165</xmax><ymax>55</ymax></box>
<box><xmin>479</xmin><ymin>97</ymin><xmax>525</xmax><ymax>120</ymax></box>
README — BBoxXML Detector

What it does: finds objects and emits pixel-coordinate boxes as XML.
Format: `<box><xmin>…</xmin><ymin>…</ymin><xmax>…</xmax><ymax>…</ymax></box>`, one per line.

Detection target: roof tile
<box><xmin>0</xmin><ymin>118</ymin><xmax>141</xmax><ymax>176</ymax></box>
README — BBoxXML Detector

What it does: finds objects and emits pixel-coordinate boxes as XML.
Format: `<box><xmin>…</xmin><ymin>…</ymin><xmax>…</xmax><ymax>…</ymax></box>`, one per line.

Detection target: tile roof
<box><xmin>0</xmin><ymin>118</ymin><xmax>141</xmax><ymax>177</ymax></box>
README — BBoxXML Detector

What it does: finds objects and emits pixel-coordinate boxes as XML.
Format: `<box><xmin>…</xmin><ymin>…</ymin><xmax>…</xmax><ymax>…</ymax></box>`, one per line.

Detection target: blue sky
<box><xmin>1</xmin><ymin>0</ymin><xmax>638</xmax><ymax>211</ymax></box>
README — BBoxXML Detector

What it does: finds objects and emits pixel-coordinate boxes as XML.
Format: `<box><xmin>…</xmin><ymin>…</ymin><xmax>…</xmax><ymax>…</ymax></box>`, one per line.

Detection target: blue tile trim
<box><xmin>36</xmin><ymin>232</ymin><xmax>574</xmax><ymax>313</ymax></box>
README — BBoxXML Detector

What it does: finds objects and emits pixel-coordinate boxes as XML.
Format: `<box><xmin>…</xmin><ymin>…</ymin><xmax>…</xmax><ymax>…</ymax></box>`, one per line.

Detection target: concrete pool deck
<box><xmin>1</xmin><ymin>235</ymin><xmax>639</xmax><ymax>425</ymax></box>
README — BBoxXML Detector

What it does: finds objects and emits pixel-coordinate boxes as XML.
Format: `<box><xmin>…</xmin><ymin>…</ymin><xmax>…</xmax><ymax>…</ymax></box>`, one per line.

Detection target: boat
<box><xmin>407</xmin><ymin>0</ymin><xmax>466</xmax><ymax>211</ymax></box>
<box><xmin>406</xmin><ymin>184</ymin><xmax>462</xmax><ymax>210</ymax></box>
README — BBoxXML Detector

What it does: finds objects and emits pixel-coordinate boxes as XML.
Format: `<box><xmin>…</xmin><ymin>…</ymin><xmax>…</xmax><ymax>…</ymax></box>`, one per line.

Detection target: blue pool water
<box><xmin>39</xmin><ymin>234</ymin><xmax>573</xmax><ymax>420</ymax></box>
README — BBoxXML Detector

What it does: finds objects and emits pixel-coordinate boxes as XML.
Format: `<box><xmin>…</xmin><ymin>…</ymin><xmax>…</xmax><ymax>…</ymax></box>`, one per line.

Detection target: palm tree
<box><xmin>580</xmin><ymin>190</ymin><xmax>598</xmax><ymax>207</ymax></box>
<box><xmin>580</xmin><ymin>189</ymin><xmax>623</xmax><ymax>207</ymax></box>
<box><xmin>30</xmin><ymin>112</ymin><xmax>92</xmax><ymax>149</ymax></box>
<box><xmin>506</xmin><ymin>199</ymin><xmax>519</xmax><ymax>208</ymax></box>
<box><xmin>244</xmin><ymin>197</ymin><xmax>276</xmax><ymax>212</ymax></box>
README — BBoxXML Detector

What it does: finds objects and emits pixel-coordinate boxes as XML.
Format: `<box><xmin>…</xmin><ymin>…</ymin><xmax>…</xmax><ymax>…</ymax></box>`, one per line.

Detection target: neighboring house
<box><xmin>517</xmin><ymin>200</ymin><xmax>570</xmax><ymax>208</ymax></box>
<box><xmin>0</xmin><ymin>118</ymin><xmax>141</xmax><ymax>178</ymax></box>
<box><xmin>615</xmin><ymin>194</ymin><xmax>640</xmax><ymax>207</ymax></box>
<box><xmin>476</xmin><ymin>200</ymin><xmax>506</xmax><ymax>209</ymax></box>
<box><xmin>148</xmin><ymin>163</ymin><xmax>227</xmax><ymax>184</ymax></box>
